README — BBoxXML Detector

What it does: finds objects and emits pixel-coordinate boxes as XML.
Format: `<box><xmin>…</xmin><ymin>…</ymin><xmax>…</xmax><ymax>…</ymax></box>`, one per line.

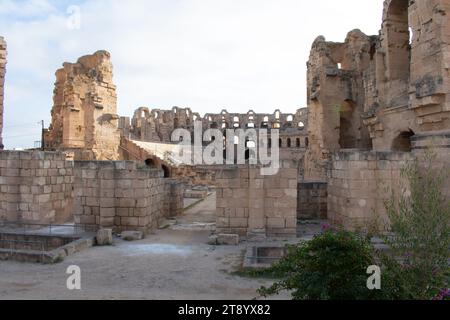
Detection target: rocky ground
<box><xmin>0</xmin><ymin>194</ymin><xmax>303</xmax><ymax>300</ymax></box>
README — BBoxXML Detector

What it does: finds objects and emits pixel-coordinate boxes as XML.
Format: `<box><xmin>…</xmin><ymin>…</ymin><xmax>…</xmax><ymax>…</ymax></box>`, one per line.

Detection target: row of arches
<box><xmin>224</xmin><ymin>136</ymin><xmax>309</xmax><ymax>149</ymax></box>
<box><xmin>144</xmin><ymin>158</ymin><xmax>171</xmax><ymax>178</ymax></box>
<box><xmin>208</xmin><ymin>121</ymin><xmax>306</xmax><ymax>130</ymax></box>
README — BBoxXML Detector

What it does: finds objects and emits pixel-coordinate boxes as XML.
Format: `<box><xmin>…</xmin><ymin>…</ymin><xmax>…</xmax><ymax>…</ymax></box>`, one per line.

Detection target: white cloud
<box><xmin>0</xmin><ymin>0</ymin><xmax>384</xmax><ymax>148</ymax></box>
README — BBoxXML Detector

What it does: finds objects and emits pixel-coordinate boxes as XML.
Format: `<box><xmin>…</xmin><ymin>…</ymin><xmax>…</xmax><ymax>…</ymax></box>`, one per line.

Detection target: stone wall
<box><xmin>412</xmin><ymin>130</ymin><xmax>450</xmax><ymax>198</ymax></box>
<box><xmin>0</xmin><ymin>151</ymin><xmax>74</xmax><ymax>224</ymax></box>
<box><xmin>73</xmin><ymin>161</ymin><xmax>184</xmax><ymax>233</ymax></box>
<box><xmin>215</xmin><ymin>165</ymin><xmax>298</xmax><ymax>237</ymax></box>
<box><xmin>297</xmin><ymin>181</ymin><xmax>327</xmax><ymax>220</ymax></box>
<box><xmin>123</xmin><ymin>139</ymin><xmax>306</xmax><ymax>187</ymax></box>
<box><xmin>44</xmin><ymin>51</ymin><xmax>120</xmax><ymax>161</ymax></box>
<box><xmin>328</xmin><ymin>150</ymin><xmax>414</xmax><ymax>230</ymax></box>
<box><xmin>164</xmin><ymin>180</ymin><xmax>185</xmax><ymax>218</ymax></box>
<box><xmin>0</xmin><ymin>37</ymin><xmax>6</xmax><ymax>147</ymax></box>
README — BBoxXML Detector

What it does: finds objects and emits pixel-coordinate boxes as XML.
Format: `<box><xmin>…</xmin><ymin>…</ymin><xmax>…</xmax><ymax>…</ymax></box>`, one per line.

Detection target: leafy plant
<box><xmin>258</xmin><ymin>229</ymin><xmax>391</xmax><ymax>300</ymax></box>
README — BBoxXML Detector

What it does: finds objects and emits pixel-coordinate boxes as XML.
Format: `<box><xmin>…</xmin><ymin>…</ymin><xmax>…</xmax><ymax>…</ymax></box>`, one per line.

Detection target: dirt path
<box><xmin>0</xmin><ymin>194</ymin><xmax>289</xmax><ymax>300</ymax></box>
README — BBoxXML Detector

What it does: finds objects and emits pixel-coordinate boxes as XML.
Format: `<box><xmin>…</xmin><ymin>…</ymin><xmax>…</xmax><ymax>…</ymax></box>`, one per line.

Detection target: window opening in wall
<box><xmin>145</xmin><ymin>159</ymin><xmax>156</xmax><ymax>167</ymax></box>
<box><xmin>162</xmin><ymin>165</ymin><xmax>170</xmax><ymax>178</ymax></box>
<box><xmin>392</xmin><ymin>130</ymin><xmax>415</xmax><ymax>152</ymax></box>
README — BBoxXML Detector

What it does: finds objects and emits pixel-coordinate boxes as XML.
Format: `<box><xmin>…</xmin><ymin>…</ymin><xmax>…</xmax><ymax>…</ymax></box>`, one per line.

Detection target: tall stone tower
<box><xmin>304</xmin><ymin>0</ymin><xmax>450</xmax><ymax>180</ymax></box>
<box><xmin>0</xmin><ymin>37</ymin><xmax>6</xmax><ymax>148</ymax></box>
<box><xmin>45</xmin><ymin>51</ymin><xmax>121</xmax><ymax>160</ymax></box>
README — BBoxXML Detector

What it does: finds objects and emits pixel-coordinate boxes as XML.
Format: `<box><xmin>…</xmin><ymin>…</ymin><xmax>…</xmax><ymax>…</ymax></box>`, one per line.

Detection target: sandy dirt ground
<box><xmin>0</xmin><ymin>194</ymin><xmax>293</xmax><ymax>300</ymax></box>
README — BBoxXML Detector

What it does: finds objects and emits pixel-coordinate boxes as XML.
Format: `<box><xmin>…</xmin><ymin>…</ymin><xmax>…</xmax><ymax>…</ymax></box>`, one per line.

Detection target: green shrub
<box><xmin>258</xmin><ymin>229</ymin><xmax>392</xmax><ymax>300</ymax></box>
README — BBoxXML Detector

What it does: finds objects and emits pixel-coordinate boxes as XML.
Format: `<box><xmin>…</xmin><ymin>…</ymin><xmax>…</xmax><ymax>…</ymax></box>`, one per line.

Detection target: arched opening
<box><xmin>162</xmin><ymin>165</ymin><xmax>171</xmax><ymax>178</ymax></box>
<box><xmin>298</xmin><ymin>122</ymin><xmax>305</xmax><ymax>130</ymax></box>
<box><xmin>287</xmin><ymin>138</ymin><xmax>292</xmax><ymax>148</ymax></box>
<box><xmin>279</xmin><ymin>139</ymin><xmax>283</xmax><ymax>148</ymax></box>
<box><xmin>246</xmin><ymin>140</ymin><xmax>256</xmax><ymax>149</ymax></box>
<box><xmin>339</xmin><ymin>101</ymin><xmax>359</xmax><ymax>149</ymax></box>
<box><xmin>296</xmin><ymin>138</ymin><xmax>301</xmax><ymax>148</ymax></box>
<box><xmin>386</xmin><ymin>0</ymin><xmax>411</xmax><ymax>81</ymax></box>
<box><xmin>145</xmin><ymin>158</ymin><xmax>156</xmax><ymax>167</ymax></box>
<box><xmin>305</xmin><ymin>137</ymin><xmax>309</xmax><ymax>147</ymax></box>
<box><xmin>392</xmin><ymin>130</ymin><xmax>415</xmax><ymax>152</ymax></box>
<box><xmin>275</xmin><ymin>111</ymin><xmax>280</xmax><ymax>120</ymax></box>
<box><xmin>210</xmin><ymin>122</ymin><xmax>218</xmax><ymax>129</ymax></box>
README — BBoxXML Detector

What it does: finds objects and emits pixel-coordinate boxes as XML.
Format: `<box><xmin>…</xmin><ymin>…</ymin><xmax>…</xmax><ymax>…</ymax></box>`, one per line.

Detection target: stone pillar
<box><xmin>215</xmin><ymin>165</ymin><xmax>298</xmax><ymax>238</ymax></box>
<box><xmin>248</xmin><ymin>167</ymin><xmax>265</xmax><ymax>235</ymax></box>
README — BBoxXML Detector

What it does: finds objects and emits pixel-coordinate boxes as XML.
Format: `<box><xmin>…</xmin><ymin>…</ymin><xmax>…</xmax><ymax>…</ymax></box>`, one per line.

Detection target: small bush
<box><xmin>258</xmin><ymin>229</ymin><xmax>392</xmax><ymax>300</ymax></box>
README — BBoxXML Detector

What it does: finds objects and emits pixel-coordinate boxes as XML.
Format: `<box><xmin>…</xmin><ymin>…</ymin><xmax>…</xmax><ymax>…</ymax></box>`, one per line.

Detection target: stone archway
<box><xmin>385</xmin><ymin>0</ymin><xmax>411</xmax><ymax>81</ymax></box>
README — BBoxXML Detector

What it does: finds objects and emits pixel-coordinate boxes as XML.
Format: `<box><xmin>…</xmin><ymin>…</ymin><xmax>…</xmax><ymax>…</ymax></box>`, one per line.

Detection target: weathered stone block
<box><xmin>96</xmin><ymin>229</ymin><xmax>113</xmax><ymax>246</ymax></box>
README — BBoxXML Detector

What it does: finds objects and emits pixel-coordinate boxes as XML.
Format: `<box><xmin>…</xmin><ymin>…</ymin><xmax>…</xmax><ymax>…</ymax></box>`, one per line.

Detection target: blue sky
<box><xmin>0</xmin><ymin>0</ymin><xmax>384</xmax><ymax>149</ymax></box>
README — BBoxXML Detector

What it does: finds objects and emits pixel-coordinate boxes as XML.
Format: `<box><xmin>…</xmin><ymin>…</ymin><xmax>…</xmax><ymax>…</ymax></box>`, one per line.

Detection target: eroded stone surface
<box><xmin>305</xmin><ymin>0</ymin><xmax>450</xmax><ymax>181</ymax></box>
<box><xmin>44</xmin><ymin>51</ymin><xmax>120</xmax><ymax>161</ymax></box>
<box><xmin>96</xmin><ymin>229</ymin><xmax>113</xmax><ymax>246</ymax></box>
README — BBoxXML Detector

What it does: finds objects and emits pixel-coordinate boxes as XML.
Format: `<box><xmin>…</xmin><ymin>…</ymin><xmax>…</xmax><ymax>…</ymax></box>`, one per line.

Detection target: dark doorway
<box><xmin>162</xmin><ymin>165</ymin><xmax>171</xmax><ymax>178</ymax></box>
<box><xmin>145</xmin><ymin>159</ymin><xmax>156</xmax><ymax>167</ymax></box>
<box><xmin>392</xmin><ymin>130</ymin><xmax>415</xmax><ymax>152</ymax></box>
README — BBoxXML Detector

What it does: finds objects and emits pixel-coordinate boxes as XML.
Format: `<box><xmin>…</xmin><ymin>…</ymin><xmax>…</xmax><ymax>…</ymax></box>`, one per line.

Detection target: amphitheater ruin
<box><xmin>0</xmin><ymin>0</ymin><xmax>449</xmax><ymax>260</ymax></box>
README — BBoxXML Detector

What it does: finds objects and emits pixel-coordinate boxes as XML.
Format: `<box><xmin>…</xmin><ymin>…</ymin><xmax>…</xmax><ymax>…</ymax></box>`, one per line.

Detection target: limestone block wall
<box><xmin>328</xmin><ymin>151</ymin><xmax>414</xmax><ymax>230</ymax></box>
<box><xmin>412</xmin><ymin>130</ymin><xmax>450</xmax><ymax>198</ymax></box>
<box><xmin>0</xmin><ymin>37</ymin><xmax>6</xmax><ymax>146</ymax></box>
<box><xmin>73</xmin><ymin>161</ymin><xmax>184</xmax><ymax>233</ymax></box>
<box><xmin>0</xmin><ymin>151</ymin><xmax>74</xmax><ymax>224</ymax></box>
<box><xmin>164</xmin><ymin>180</ymin><xmax>184</xmax><ymax>218</ymax></box>
<box><xmin>215</xmin><ymin>165</ymin><xmax>298</xmax><ymax>237</ymax></box>
<box><xmin>297</xmin><ymin>181</ymin><xmax>327</xmax><ymax>220</ymax></box>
